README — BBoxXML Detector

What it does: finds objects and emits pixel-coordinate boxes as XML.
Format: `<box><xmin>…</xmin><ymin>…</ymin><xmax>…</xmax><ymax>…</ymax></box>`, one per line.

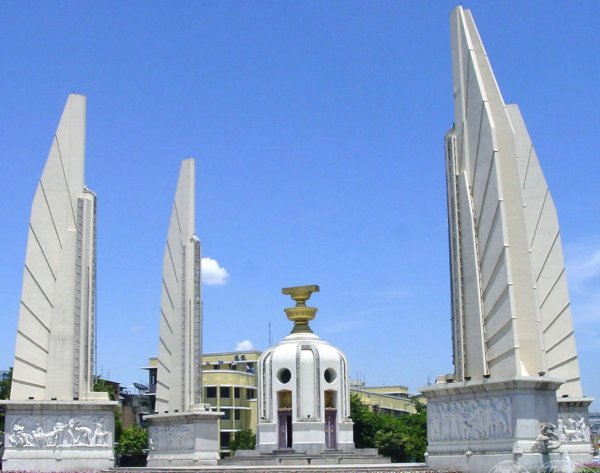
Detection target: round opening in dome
<box><xmin>324</xmin><ymin>368</ymin><xmax>337</xmax><ymax>383</ymax></box>
<box><xmin>277</xmin><ymin>368</ymin><xmax>292</xmax><ymax>384</ymax></box>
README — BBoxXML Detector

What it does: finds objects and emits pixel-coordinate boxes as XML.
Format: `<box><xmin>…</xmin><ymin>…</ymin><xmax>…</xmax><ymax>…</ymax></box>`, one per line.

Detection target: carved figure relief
<box><xmin>557</xmin><ymin>415</ymin><xmax>588</xmax><ymax>442</ymax></box>
<box><xmin>428</xmin><ymin>396</ymin><xmax>513</xmax><ymax>441</ymax></box>
<box><xmin>149</xmin><ymin>424</ymin><xmax>194</xmax><ymax>451</ymax></box>
<box><xmin>6</xmin><ymin>416</ymin><xmax>110</xmax><ymax>448</ymax></box>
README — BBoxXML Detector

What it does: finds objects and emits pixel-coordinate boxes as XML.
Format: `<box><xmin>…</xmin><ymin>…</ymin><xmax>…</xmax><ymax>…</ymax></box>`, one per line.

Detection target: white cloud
<box><xmin>201</xmin><ymin>257</ymin><xmax>229</xmax><ymax>286</ymax></box>
<box><xmin>235</xmin><ymin>340</ymin><xmax>254</xmax><ymax>351</ymax></box>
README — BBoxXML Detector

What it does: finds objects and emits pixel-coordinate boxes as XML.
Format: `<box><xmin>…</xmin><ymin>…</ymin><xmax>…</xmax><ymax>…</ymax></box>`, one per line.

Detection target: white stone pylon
<box><xmin>154</xmin><ymin>158</ymin><xmax>203</xmax><ymax>414</ymax></box>
<box><xmin>424</xmin><ymin>7</ymin><xmax>593</xmax><ymax>472</ymax></box>
<box><xmin>146</xmin><ymin>159</ymin><xmax>222</xmax><ymax>467</ymax></box>
<box><xmin>445</xmin><ymin>6</ymin><xmax>583</xmax><ymax>398</ymax></box>
<box><xmin>11</xmin><ymin>94</ymin><xmax>106</xmax><ymax>403</ymax></box>
<box><xmin>2</xmin><ymin>95</ymin><xmax>116</xmax><ymax>473</ymax></box>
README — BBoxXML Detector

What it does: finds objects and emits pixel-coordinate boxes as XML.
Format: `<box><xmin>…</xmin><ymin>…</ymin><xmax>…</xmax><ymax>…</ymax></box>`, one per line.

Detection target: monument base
<box><xmin>556</xmin><ymin>397</ymin><xmax>594</xmax><ymax>464</ymax></box>
<box><xmin>257</xmin><ymin>419</ymin><xmax>355</xmax><ymax>455</ymax></box>
<box><xmin>223</xmin><ymin>448</ymin><xmax>390</xmax><ymax>466</ymax></box>
<box><xmin>145</xmin><ymin>407</ymin><xmax>223</xmax><ymax>467</ymax></box>
<box><xmin>421</xmin><ymin>377</ymin><xmax>564</xmax><ymax>473</ymax></box>
<box><xmin>0</xmin><ymin>399</ymin><xmax>117</xmax><ymax>472</ymax></box>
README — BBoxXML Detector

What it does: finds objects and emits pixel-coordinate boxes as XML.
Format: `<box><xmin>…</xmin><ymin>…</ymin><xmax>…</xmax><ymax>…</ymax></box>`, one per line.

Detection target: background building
<box><xmin>202</xmin><ymin>350</ymin><xmax>260</xmax><ymax>455</ymax></box>
<box><xmin>143</xmin><ymin>351</ymin><xmax>260</xmax><ymax>456</ymax></box>
<box><xmin>350</xmin><ymin>381</ymin><xmax>417</xmax><ymax>416</ymax></box>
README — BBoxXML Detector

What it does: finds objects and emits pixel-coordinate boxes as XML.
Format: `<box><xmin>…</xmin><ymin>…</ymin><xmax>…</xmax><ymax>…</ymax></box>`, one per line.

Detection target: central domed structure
<box><xmin>256</xmin><ymin>285</ymin><xmax>354</xmax><ymax>454</ymax></box>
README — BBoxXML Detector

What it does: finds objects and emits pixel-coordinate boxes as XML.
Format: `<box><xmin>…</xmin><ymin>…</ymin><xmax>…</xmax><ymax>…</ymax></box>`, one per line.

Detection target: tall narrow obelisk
<box><xmin>422</xmin><ymin>7</ymin><xmax>592</xmax><ymax>473</ymax></box>
<box><xmin>145</xmin><ymin>159</ymin><xmax>222</xmax><ymax>467</ymax></box>
<box><xmin>1</xmin><ymin>95</ymin><xmax>116</xmax><ymax>472</ymax></box>
<box><xmin>154</xmin><ymin>159</ymin><xmax>202</xmax><ymax>414</ymax></box>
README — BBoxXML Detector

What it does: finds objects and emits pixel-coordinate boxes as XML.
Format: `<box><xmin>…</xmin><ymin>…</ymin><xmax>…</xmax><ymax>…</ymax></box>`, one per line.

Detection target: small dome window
<box><xmin>324</xmin><ymin>368</ymin><xmax>337</xmax><ymax>383</ymax></box>
<box><xmin>277</xmin><ymin>368</ymin><xmax>292</xmax><ymax>384</ymax></box>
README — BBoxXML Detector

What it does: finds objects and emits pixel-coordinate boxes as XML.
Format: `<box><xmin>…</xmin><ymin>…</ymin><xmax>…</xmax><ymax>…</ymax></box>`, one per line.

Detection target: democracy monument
<box><xmin>223</xmin><ymin>285</ymin><xmax>392</xmax><ymax>466</ymax></box>
<box><xmin>1</xmin><ymin>5</ymin><xmax>595</xmax><ymax>473</ymax></box>
<box><xmin>422</xmin><ymin>6</ymin><xmax>593</xmax><ymax>473</ymax></box>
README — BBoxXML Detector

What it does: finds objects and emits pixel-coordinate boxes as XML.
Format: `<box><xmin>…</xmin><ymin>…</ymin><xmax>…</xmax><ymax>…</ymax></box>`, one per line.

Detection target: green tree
<box><xmin>92</xmin><ymin>376</ymin><xmax>122</xmax><ymax>441</ymax></box>
<box><xmin>350</xmin><ymin>394</ymin><xmax>379</xmax><ymax>448</ymax></box>
<box><xmin>116</xmin><ymin>425</ymin><xmax>148</xmax><ymax>455</ymax></box>
<box><xmin>401</xmin><ymin>398</ymin><xmax>428</xmax><ymax>461</ymax></box>
<box><xmin>374</xmin><ymin>427</ymin><xmax>408</xmax><ymax>462</ymax></box>
<box><xmin>0</xmin><ymin>367</ymin><xmax>13</xmax><ymax>434</ymax></box>
<box><xmin>350</xmin><ymin>394</ymin><xmax>427</xmax><ymax>462</ymax></box>
<box><xmin>92</xmin><ymin>376</ymin><xmax>117</xmax><ymax>400</ymax></box>
<box><xmin>0</xmin><ymin>367</ymin><xmax>12</xmax><ymax>400</ymax></box>
<box><xmin>229</xmin><ymin>429</ymin><xmax>256</xmax><ymax>454</ymax></box>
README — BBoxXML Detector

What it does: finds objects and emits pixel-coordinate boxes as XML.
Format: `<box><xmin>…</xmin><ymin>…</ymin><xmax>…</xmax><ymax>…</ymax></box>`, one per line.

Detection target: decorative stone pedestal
<box><xmin>557</xmin><ymin>397</ymin><xmax>594</xmax><ymax>464</ymax></box>
<box><xmin>257</xmin><ymin>419</ymin><xmax>355</xmax><ymax>455</ymax></box>
<box><xmin>145</xmin><ymin>408</ymin><xmax>223</xmax><ymax>467</ymax></box>
<box><xmin>1</xmin><ymin>400</ymin><xmax>117</xmax><ymax>472</ymax></box>
<box><xmin>422</xmin><ymin>377</ymin><xmax>564</xmax><ymax>473</ymax></box>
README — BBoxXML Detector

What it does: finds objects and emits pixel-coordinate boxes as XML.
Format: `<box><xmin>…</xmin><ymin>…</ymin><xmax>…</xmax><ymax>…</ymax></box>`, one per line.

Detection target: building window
<box><xmin>220</xmin><ymin>387</ymin><xmax>230</xmax><ymax>398</ymax></box>
<box><xmin>234</xmin><ymin>410</ymin><xmax>241</xmax><ymax>420</ymax></box>
<box><xmin>220</xmin><ymin>431</ymin><xmax>231</xmax><ymax>448</ymax></box>
<box><xmin>213</xmin><ymin>364</ymin><xmax>220</xmax><ymax>370</ymax></box>
<box><xmin>229</xmin><ymin>363</ymin><xmax>236</xmax><ymax>371</ymax></box>
<box><xmin>246</xmin><ymin>388</ymin><xmax>256</xmax><ymax>400</ymax></box>
<box><xmin>222</xmin><ymin>409</ymin><xmax>231</xmax><ymax>420</ymax></box>
<box><xmin>234</xmin><ymin>387</ymin><xmax>241</xmax><ymax>399</ymax></box>
<box><xmin>206</xmin><ymin>387</ymin><xmax>217</xmax><ymax>398</ymax></box>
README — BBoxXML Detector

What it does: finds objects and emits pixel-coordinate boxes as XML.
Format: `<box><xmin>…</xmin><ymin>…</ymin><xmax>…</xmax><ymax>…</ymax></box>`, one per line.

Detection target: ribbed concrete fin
<box><xmin>448</xmin><ymin>7</ymin><xmax>584</xmax><ymax>397</ymax></box>
<box><xmin>450</xmin><ymin>7</ymin><xmax>520</xmax><ymax>379</ymax></box>
<box><xmin>507</xmin><ymin>105</ymin><xmax>582</xmax><ymax>397</ymax></box>
<box><xmin>155</xmin><ymin>159</ymin><xmax>198</xmax><ymax>412</ymax></box>
<box><xmin>11</xmin><ymin>95</ymin><xmax>87</xmax><ymax>401</ymax></box>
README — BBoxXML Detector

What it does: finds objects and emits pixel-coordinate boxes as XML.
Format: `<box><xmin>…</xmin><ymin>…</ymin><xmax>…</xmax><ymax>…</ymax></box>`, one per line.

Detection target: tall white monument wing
<box><xmin>446</xmin><ymin>7</ymin><xmax>582</xmax><ymax>396</ymax></box>
<box><xmin>508</xmin><ymin>105</ymin><xmax>582</xmax><ymax>396</ymax></box>
<box><xmin>11</xmin><ymin>94</ymin><xmax>103</xmax><ymax>401</ymax></box>
<box><xmin>155</xmin><ymin>159</ymin><xmax>202</xmax><ymax>413</ymax></box>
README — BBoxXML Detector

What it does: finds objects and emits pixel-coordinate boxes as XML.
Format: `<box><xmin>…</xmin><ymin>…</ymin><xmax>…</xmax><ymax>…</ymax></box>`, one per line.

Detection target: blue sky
<box><xmin>1</xmin><ymin>2</ymin><xmax>599</xmax><ymax>407</ymax></box>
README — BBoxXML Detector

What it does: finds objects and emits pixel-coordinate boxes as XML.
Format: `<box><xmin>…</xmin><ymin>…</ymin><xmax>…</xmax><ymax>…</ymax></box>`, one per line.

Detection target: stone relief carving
<box><xmin>7</xmin><ymin>416</ymin><xmax>109</xmax><ymax>448</ymax></box>
<box><xmin>557</xmin><ymin>416</ymin><xmax>588</xmax><ymax>443</ymax></box>
<box><xmin>149</xmin><ymin>424</ymin><xmax>194</xmax><ymax>451</ymax></box>
<box><xmin>428</xmin><ymin>397</ymin><xmax>512</xmax><ymax>441</ymax></box>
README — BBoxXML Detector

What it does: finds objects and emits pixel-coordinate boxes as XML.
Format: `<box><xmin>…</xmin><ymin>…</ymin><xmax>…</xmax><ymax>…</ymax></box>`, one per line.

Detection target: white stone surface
<box><xmin>10</xmin><ymin>94</ymin><xmax>106</xmax><ymax>402</ymax></box>
<box><xmin>154</xmin><ymin>158</ymin><xmax>203</xmax><ymax>414</ymax></box>
<box><xmin>423</xmin><ymin>378</ymin><xmax>563</xmax><ymax>473</ymax></box>
<box><xmin>445</xmin><ymin>5</ymin><xmax>584</xmax><ymax>397</ymax></box>
<box><xmin>145</xmin><ymin>410</ymin><xmax>223</xmax><ymax>467</ymax></box>
<box><xmin>257</xmin><ymin>328</ymin><xmax>354</xmax><ymax>454</ymax></box>
<box><xmin>1</xmin><ymin>400</ymin><xmax>117</xmax><ymax>472</ymax></box>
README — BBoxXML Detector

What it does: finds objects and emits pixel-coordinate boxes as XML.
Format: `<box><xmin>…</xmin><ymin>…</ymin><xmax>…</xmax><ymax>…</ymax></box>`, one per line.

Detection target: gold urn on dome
<box><xmin>282</xmin><ymin>284</ymin><xmax>320</xmax><ymax>334</ymax></box>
